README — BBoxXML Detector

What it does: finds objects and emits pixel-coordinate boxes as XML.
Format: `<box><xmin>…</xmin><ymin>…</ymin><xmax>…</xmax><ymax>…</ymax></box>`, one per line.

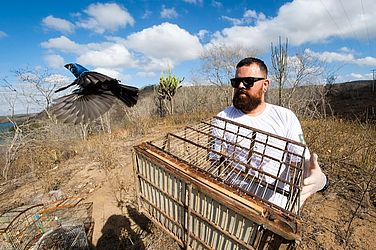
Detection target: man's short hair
<box><xmin>236</xmin><ymin>57</ymin><xmax>268</xmax><ymax>77</ymax></box>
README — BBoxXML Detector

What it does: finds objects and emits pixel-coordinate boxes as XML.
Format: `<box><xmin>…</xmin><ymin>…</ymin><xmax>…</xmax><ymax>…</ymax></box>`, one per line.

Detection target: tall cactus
<box><xmin>157</xmin><ymin>68</ymin><xmax>184</xmax><ymax>115</ymax></box>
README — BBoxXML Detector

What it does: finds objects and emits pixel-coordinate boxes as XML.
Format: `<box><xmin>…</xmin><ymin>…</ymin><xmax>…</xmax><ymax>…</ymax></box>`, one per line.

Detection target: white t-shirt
<box><xmin>211</xmin><ymin>104</ymin><xmax>309</xmax><ymax>209</ymax></box>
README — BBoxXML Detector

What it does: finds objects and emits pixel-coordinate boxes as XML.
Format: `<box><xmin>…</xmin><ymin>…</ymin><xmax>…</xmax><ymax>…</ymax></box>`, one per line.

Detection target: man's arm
<box><xmin>300</xmin><ymin>153</ymin><xmax>328</xmax><ymax>207</ymax></box>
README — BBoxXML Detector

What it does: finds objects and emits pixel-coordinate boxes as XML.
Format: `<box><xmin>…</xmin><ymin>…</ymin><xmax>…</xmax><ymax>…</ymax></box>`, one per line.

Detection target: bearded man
<box><xmin>212</xmin><ymin>57</ymin><xmax>329</xmax><ymax>207</ymax></box>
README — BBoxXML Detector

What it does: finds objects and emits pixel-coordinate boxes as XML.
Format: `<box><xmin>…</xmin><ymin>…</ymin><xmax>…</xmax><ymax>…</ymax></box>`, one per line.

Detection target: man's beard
<box><xmin>233</xmin><ymin>87</ymin><xmax>263</xmax><ymax>113</ymax></box>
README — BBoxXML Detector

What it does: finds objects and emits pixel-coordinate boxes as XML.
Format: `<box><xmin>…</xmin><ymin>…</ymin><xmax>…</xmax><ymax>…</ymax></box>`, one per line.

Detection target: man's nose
<box><xmin>238</xmin><ymin>81</ymin><xmax>246</xmax><ymax>89</ymax></box>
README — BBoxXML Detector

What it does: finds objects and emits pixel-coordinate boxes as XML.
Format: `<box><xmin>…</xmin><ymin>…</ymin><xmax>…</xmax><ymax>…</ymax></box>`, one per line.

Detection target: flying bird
<box><xmin>50</xmin><ymin>63</ymin><xmax>139</xmax><ymax>124</ymax></box>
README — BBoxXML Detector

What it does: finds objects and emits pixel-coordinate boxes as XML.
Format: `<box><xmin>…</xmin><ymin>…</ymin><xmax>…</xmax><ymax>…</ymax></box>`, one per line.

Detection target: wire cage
<box><xmin>133</xmin><ymin>116</ymin><xmax>306</xmax><ymax>250</ymax></box>
<box><xmin>36</xmin><ymin>199</ymin><xmax>94</xmax><ymax>245</ymax></box>
<box><xmin>0</xmin><ymin>204</ymin><xmax>43</xmax><ymax>250</ymax></box>
<box><xmin>0</xmin><ymin>198</ymin><xmax>94</xmax><ymax>250</ymax></box>
<box><xmin>33</xmin><ymin>224</ymin><xmax>89</xmax><ymax>250</ymax></box>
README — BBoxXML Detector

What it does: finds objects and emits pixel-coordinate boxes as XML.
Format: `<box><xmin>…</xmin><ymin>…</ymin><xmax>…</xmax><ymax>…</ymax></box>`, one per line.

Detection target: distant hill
<box><xmin>326</xmin><ymin>80</ymin><xmax>376</xmax><ymax>121</ymax></box>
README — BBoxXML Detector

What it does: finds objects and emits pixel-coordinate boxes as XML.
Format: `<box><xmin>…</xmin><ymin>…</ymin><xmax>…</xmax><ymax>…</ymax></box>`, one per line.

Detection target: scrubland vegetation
<box><xmin>0</xmin><ymin>78</ymin><xmax>375</xmax><ymax>249</ymax></box>
<box><xmin>0</xmin><ymin>82</ymin><xmax>376</xmax><ymax>249</ymax></box>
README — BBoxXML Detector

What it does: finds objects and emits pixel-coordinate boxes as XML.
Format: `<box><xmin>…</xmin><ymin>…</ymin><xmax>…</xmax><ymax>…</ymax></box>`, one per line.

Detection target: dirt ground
<box><xmin>0</xmin><ymin>127</ymin><xmax>375</xmax><ymax>250</ymax></box>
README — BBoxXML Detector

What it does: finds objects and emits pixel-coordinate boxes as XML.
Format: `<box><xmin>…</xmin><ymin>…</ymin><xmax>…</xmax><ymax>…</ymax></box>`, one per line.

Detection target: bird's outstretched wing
<box><xmin>75</xmin><ymin>71</ymin><xmax>115</xmax><ymax>89</ymax></box>
<box><xmin>50</xmin><ymin>91</ymin><xmax>115</xmax><ymax>124</ymax></box>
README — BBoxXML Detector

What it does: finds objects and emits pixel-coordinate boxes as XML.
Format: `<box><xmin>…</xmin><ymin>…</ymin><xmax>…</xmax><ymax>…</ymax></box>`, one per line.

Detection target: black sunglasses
<box><xmin>230</xmin><ymin>77</ymin><xmax>265</xmax><ymax>88</ymax></box>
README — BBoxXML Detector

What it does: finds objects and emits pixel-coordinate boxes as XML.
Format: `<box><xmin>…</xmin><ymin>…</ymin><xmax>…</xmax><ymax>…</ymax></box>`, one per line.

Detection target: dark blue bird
<box><xmin>51</xmin><ymin>63</ymin><xmax>139</xmax><ymax>124</ymax></box>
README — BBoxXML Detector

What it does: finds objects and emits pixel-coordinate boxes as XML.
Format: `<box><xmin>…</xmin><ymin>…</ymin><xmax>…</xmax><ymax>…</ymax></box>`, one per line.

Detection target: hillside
<box><xmin>326</xmin><ymin>80</ymin><xmax>376</xmax><ymax>121</ymax></box>
<box><xmin>0</xmin><ymin>80</ymin><xmax>375</xmax><ymax>249</ymax></box>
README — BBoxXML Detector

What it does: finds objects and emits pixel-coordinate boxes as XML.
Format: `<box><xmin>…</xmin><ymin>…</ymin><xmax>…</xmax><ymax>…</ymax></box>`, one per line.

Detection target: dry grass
<box><xmin>302</xmin><ymin>118</ymin><xmax>376</xmax><ymax>172</ymax></box>
<box><xmin>300</xmin><ymin>118</ymin><xmax>376</xmax><ymax>249</ymax></box>
<box><xmin>0</xmin><ymin>120</ymin><xmax>80</xmax><ymax>181</ymax></box>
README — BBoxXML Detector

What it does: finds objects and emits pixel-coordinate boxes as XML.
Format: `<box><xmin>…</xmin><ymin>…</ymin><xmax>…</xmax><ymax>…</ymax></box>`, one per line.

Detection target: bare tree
<box><xmin>197</xmin><ymin>43</ymin><xmax>257</xmax><ymax>106</ymax></box>
<box><xmin>0</xmin><ymin>79</ymin><xmax>18</xmax><ymax>118</ymax></box>
<box><xmin>2</xmin><ymin>118</ymin><xmax>21</xmax><ymax>180</ymax></box>
<box><xmin>99</xmin><ymin>112</ymin><xmax>112</xmax><ymax>134</ymax></box>
<box><xmin>12</xmin><ymin>67</ymin><xmax>67</xmax><ymax>119</ymax></box>
<box><xmin>285</xmin><ymin>52</ymin><xmax>324</xmax><ymax>108</ymax></box>
<box><xmin>199</xmin><ymin>43</ymin><xmax>257</xmax><ymax>86</ymax></box>
<box><xmin>271</xmin><ymin>37</ymin><xmax>288</xmax><ymax>106</ymax></box>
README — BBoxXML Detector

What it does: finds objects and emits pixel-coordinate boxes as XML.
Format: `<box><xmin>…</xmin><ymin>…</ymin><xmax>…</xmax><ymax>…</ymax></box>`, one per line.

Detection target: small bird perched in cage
<box><xmin>50</xmin><ymin>63</ymin><xmax>139</xmax><ymax>124</ymax></box>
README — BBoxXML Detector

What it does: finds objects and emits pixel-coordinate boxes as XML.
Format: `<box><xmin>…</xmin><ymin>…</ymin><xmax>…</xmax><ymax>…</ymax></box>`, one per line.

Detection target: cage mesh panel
<box><xmin>34</xmin><ymin>224</ymin><xmax>89</xmax><ymax>249</ymax></box>
<box><xmin>150</xmin><ymin>117</ymin><xmax>305</xmax><ymax>216</ymax></box>
<box><xmin>0</xmin><ymin>204</ymin><xmax>43</xmax><ymax>249</ymax></box>
<box><xmin>0</xmin><ymin>202</ymin><xmax>93</xmax><ymax>249</ymax></box>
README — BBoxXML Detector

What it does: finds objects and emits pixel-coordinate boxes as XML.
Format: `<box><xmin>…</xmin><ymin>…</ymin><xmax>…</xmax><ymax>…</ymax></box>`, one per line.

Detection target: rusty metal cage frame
<box><xmin>133</xmin><ymin>117</ymin><xmax>306</xmax><ymax>249</ymax></box>
<box><xmin>0</xmin><ymin>199</ymin><xmax>94</xmax><ymax>250</ymax></box>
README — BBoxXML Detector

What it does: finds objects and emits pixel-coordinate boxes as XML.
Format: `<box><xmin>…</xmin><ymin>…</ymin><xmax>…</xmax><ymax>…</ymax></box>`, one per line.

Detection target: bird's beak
<box><xmin>64</xmin><ymin>64</ymin><xmax>72</xmax><ymax>70</ymax></box>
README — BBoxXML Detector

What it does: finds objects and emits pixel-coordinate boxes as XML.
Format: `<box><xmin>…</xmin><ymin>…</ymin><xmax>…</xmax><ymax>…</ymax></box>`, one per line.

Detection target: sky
<box><xmin>0</xmin><ymin>0</ymin><xmax>375</xmax><ymax>115</ymax></box>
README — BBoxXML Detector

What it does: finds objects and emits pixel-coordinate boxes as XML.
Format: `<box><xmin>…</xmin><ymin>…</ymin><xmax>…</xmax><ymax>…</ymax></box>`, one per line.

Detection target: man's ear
<box><xmin>263</xmin><ymin>79</ymin><xmax>270</xmax><ymax>92</ymax></box>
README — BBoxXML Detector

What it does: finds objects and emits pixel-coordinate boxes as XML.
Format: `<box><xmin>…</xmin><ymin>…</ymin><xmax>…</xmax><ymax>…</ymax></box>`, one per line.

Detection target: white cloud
<box><xmin>305</xmin><ymin>48</ymin><xmax>376</xmax><ymax>66</ymax></box>
<box><xmin>222</xmin><ymin>9</ymin><xmax>266</xmax><ymax>26</ymax></box>
<box><xmin>243</xmin><ymin>10</ymin><xmax>258</xmax><ymax>19</ymax></box>
<box><xmin>339</xmin><ymin>47</ymin><xmax>354</xmax><ymax>53</ymax></box>
<box><xmin>80</xmin><ymin>22</ymin><xmax>204</xmax><ymax>73</ymax></box>
<box><xmin>197</xmin><ymin>29</ymin><xmax>208</xmax><ymax>40</ymax></box>
<box><xmin>355</xmin><ymin>57</ymin><xmax>376</xmax><ymax>66</ymax></box>
<box><xmin>137</xmin><ymin>71</ymin><xmax>156</xmax><ymax>78</ymax></box>
<box><xmin>40</xmin><ymin>23</ymin><xmax>204</xmax><ymax>73</ymax></box>
<box><xmin>350</xmin><ymin>73</ymin><xmax>363</xmax><ymax>79</ymax></box>
<box><xmin>141</xmin><ymin>57</ymin><xmax>175</xmax><ymax>72</ymax></box>
<box><xmin>45</xmin><ymin>74</ymin><xmax>71</xmax><ymax>84</ymax></box>
<box><xmin>142</xmin><ymin>10</ymin><xmax>152</xmax><ymax>19</ymax></box>
<box><xmin>244</xmin><ymin>10</ymin><xmax>266</xmax><ymax>22</ymax></box>
<box><xmin>209</xmin><ymin>25</ymin><xmax>265</xmax><ymax>51</ymax></box>
<box><xmin>337</xmin><ymin>72</ymin><xmax>373</xmax><ymax>82</ymax></box>
<box><xmin>160</xmin><ymin>6</ymin><xmax>178</xmax><ymax>19</ymax></box>
<box><xmin>42</xmin><ymin>15</ymin><xmax>75</xmax><ymax>33</ymax></box>
<box><xmin>211</xmin><ymin>1</ymin><xmax>223</xmax><ymax>8</ymax></box>
<box><xmin>183</xmin><ymin>0</ymin><xmax>203</xmax><ymax>5</ymax></box>
<box><xmin>126</xmin><ymin>22</ymin><xmax>203</xmax><ymax>63</ymax></box>
<box><xmin>77</xmin><ymin>43</ymin><xmax>137</xmax><ymax>68</ymax></box>
<box><xmin>0</xmin><ymin>31</ymin><xmax>8</xmax><ymax>39</ymax></box>
<box><xmin>92</xmin><ymin>67</ymin><xmax>130</xmax><ymax>81</ymax></box>
<box><xmin>40</xmin><ymin>36</ymin><xmax>81</xmax><ymax>53</ymax></box>
<box><xmin>43</xmin><ymin>54</ymin><xmax>65</xmax><ymax>68</ymax></box>
<box><xmin>209</xmin><ymin>0</ymin><xmax>376</xmax><ymax>52</ymax></box>
<box><xmin>221</xmin><ymin>16</ymin><xmax>242</xmax><ymax>26</ymax></box>
<box><xmin>76</xmin><ymin>3</ymin><xmax>134</xmax><ymax>33</ymax></box>
<box><xmin>305</xmin><ymin>49</ymin><xmax>354</xmax><ymax>63</ymax></box>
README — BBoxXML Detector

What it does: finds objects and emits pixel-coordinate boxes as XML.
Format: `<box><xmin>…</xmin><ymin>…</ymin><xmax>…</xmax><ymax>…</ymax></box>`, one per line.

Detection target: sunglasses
<box><xmin>230</xmin><ymin>77</ymin><xmax>265</xmax><ymax>88</ymax></box>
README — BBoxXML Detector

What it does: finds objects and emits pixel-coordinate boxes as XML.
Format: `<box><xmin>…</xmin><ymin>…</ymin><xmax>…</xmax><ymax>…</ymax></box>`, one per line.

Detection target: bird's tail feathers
<box><xmin>112</xmin><ymin>84</ymin><xmax>139</xmax><ymax>107</ymax></box>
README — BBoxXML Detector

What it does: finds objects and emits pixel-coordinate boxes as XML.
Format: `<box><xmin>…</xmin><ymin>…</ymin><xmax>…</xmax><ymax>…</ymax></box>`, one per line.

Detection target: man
<box><xmin>212</xmin><ymin>57</ymin><xmax>328</xmax><ymax>208</ymax></box>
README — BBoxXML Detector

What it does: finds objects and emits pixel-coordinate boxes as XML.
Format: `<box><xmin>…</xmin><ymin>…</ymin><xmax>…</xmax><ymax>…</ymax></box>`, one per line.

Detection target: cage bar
<box><xmin>133</xmin><ymin>116</ymin><xmax>306</xmax><ymax>249</ymax></box>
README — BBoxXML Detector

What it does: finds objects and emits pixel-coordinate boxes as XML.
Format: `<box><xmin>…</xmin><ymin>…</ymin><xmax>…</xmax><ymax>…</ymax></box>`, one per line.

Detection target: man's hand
<box><xmin>301</xmin><ymin>153</ymin><xmax>327</xmax><ymax>207</ymax></box>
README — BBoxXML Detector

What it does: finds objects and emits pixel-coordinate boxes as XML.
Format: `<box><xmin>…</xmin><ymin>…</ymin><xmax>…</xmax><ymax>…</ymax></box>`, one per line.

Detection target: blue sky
<box><xmin>0</xmin><ymin>0</ymin><xmax>375</xmax><ymax>115</ymax></box>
